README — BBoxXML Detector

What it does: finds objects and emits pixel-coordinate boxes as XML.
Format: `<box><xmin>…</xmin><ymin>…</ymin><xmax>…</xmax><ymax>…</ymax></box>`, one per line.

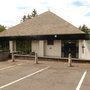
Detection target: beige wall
<box><xmin>38</xmin><ymin>41</ymin><xmax>45</xmax><ymax>57</ymax></box>
<box><xmin>10</xmin><ymin>39</ymin><xmax>89</xmax><ymax>60</ymax></box>
<box><xmin>79</xmin><ymin>40</ymin><xmax>90</xmax><ymax>60</ymax></box>
<box><xmin>32</xmin><ymin>40</ymin><xmax>44</xmax><ymax>57</ymax></box>
<box><xmin>31</xmin><ymin>40</ymin><xmax>39</xmax><ymax>54</ymax></box>
<box><xmin>31</xmin><ymin>40</ymin><xmax>90</xmax><ymax>60</ymax></box>
<box><xmin>32</xmin><ymin>40</ymin><xmax>45</xmax><ymax>57</ymax></box>
<box><xmin>31</xmin><ymin>40</ymin><xmax>61</xmax><ymax>57</ymax></box>
<box><xmin>45</xmin><ymin>40</ymin><xmax>61</xmax><ymax>57</ymax></box>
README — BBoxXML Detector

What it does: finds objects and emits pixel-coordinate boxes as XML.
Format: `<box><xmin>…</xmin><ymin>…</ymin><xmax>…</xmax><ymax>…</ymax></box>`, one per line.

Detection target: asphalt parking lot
<box><xmin>0</xmin><ymin>59</ymin><xmax>90</xmax><ymax>90</ymax></box>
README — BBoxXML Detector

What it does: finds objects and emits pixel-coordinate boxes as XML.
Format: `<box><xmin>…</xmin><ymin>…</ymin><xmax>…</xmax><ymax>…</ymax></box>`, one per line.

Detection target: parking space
<box><xmin>80</xmin><ymin>70</ymin><xmax>90</xmax><ymax>90</ymax></box>
<box><xmin>0</xmin><ymin>60</ymin><xmax>29</xmax><ymax>69</ymax></box>
<box><xmin>0</xmin><ymin>60</ymin><xmax>90</xmax><ymax>90</ymax></box>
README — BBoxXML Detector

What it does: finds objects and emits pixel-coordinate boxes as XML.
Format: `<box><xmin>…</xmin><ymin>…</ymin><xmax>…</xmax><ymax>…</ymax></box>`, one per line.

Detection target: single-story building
<box><xmin>0</xmin><ymin>11</ymin><xmax>90</xmax><ymax>60</ymax></box>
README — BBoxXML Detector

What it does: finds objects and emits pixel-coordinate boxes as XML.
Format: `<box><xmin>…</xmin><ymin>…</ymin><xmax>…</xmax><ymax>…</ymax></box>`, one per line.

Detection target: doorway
<box><xmin>61</xmin><ymin>40</ymin><xmax>78</xmax><ymax>58</ymax></box>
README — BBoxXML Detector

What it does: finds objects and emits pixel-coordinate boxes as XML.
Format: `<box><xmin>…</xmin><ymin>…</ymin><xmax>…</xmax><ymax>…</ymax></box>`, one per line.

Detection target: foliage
<box><xmin>0</xmin><ymin>25</ymin><xmax>6</xmax><ymax>32</ymax></box>
<box><xmin>21</xmin><ymin>9</ymin><xmax>38</xmax><ymax>22</ymax></box>
<box><xmin>22</xmin><ymin>15</ymin><xmax>27</xmax><ymax>22</ymax></box>
<box><xmin>31</xmin><ymin>9</ymin><xmax>37</xmax><ymax>17</ymax></box>
<box><xmin>27</xmin><ymin>14</ymin><xmax>32</xmax><ymax>19</ymax></box>
<box><xmin>0</xmin><ymin>40</ymin><xmax>9</xmax><ymax>51</ymax></box>
<box><xmin>16</xmin><ymin>40</ymin><xmax>31</xmax><ymax>54</ymax></box>
<box><xmin>79</xmin><ymin>24</ymin><xmax>90</xmax><ymax>34</ymax></box>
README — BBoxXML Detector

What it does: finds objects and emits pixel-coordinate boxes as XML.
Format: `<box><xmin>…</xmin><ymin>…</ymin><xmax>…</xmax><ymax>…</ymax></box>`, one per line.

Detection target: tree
<box><xmin>0</xmin><ymin>25</ymin><xmax>6</xmax><ymax>32</ymax></box>
<box><xmin>22</xmin><ymin>15</ymin><xmax>27</xmax><ymax>22</ymax></box>
<box><xmin>27</xmin><ymin>14</ymin><xmax>32</xmax><ymax>19</ymax></box>
<box><xmin>31</xmin><ymin>9</ymin><xmax>37</xmax><ymax>17</ymax></box>
<box><xmin>79</xmin><ymin>24</ymin><xmax>90</xmax><ymax>34</ymax></box>
<box><xmin>21</xmin><ymin>9</ymin><xmax>38</xmax><ymax>22</ymax></box>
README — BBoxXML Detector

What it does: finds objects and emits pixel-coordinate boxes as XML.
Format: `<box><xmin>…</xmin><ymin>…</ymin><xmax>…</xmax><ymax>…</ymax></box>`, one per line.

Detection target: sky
<box><xmin>0</xmin><ymin>0</ymin><xmax>90</xmax><ymax>28</ymax></box>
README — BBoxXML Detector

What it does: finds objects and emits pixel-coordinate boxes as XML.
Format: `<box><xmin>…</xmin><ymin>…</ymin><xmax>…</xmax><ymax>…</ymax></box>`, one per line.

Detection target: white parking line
<box><xmin>0</xmin><ymin>66</ymin><xmax>49</xmax><ymax>89</ymax></box>
<box><xmin>76</xmin><ymin>70</ymin><xmax>87</xmax><ymax>90</ymax></box>
<box><xmin>0</xmin><ymin>63</ymin><xmax>24</xmax><ymax>71</ymax></box>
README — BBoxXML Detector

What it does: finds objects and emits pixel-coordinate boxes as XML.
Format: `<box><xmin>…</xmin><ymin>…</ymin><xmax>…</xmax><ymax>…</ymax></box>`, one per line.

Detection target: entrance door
<box><xmin>61</xmin><ymin>40</ymin><xmax>78</xmax><ymax>58</ymax></box>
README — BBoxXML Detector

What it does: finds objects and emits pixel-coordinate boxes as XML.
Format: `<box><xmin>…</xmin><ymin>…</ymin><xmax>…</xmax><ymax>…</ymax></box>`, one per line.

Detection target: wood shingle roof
<box><xmin>0</xmin><ymin>11</ymin><xmax>84</xmax><ymax>37</ymax></box>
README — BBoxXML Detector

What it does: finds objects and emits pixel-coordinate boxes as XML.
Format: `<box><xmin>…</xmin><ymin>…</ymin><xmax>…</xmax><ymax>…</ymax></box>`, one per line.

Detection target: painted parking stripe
<box><xmin>0</xmin><ymin>63</ymin><xmax>24</xmax><ymax>71</ymax></box>
<box><xmin>0</xmin><ymin>66</ymin><xmax>49</xmax><ymax>89</ymax></box>
<box><xmin>76</xmin><ymin>70</ymin><xmax>87</xmax><ymax>90</ymax></box>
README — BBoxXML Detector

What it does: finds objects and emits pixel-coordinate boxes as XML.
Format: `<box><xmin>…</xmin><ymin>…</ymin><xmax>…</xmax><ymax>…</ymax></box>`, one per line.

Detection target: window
<box><xmin>16</xmin><ymin>40</ymin><xmax>31</xmax><ymax>54</ymax></box>
<box><xmin>47</xmin><ymin>40</ymin><xmax>54</xmax><ymax>45</ymax></box>
<box><xmin>0</xmin><ymin>40</ymin><xmax>9</xmax><ymax>51</ymax></box>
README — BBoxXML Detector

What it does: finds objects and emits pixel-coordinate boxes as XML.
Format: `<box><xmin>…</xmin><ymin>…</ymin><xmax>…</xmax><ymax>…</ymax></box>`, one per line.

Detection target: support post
<box><xmin>68</xmin><ymin>53</ymin><xmax>72</xmax><ymax>67</ymax></box>
<box><xmin>9</xmin><ymin>41</ymin><xmax>15</xmax><ymax>62</ymax></box>
<box><xmin>35</xmin><ymin>53</ymin><xmax>38</xmax><ymax>64</ymax></box>
<box><xmin>11</xmin><ymin>51</ymin><xmax>15</xmax><ymax>62</ymax></box>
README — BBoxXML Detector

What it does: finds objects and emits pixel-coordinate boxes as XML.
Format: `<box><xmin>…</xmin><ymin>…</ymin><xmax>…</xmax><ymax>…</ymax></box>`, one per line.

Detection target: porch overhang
<box><xmin>0</xmin><ymin>34</ymin><xmax>89</xmax><ymax>41</ymax></box>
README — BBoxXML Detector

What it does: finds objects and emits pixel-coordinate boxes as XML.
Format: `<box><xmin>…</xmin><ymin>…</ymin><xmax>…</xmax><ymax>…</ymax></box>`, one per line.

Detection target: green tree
<box><xmin>0</xmin><ymin>25</ymin><xmax>6</xmax><ymax>32</ymax></box>
<box><xmin>21</xmin><ymin>9</ymin><xmax>38</xmax><ymax>22</ymax></box>
<box><xmin>31</xmin><ymin>9</ymin><xmax>37</xmax><ymax>17</ymax></box>
<box><xmin>27</xmin><ymin>14</ymin><xmax>32</xmax><ymax>19</ymax></box>
<box><xmin>79</xmin><ymin>24</ymin><xmax>90</xmax><ymax>34</ymax></box>
<box><xmin>22</xmin><ymin>15</ymin><xmax>27</xmax><ymax>22</ymax></box>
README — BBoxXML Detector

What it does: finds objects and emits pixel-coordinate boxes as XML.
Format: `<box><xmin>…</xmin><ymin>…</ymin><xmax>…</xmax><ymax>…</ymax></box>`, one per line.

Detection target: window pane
<box><xmin>47</xmin><ymin>40</ymin><xmax>54</xmax><ymax>45</ymax></box>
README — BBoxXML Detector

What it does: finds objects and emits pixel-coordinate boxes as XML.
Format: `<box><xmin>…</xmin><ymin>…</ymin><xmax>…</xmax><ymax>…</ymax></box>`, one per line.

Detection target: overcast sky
<box><xmin>0</xmin><ymin>0</ymin><xmax>90</xmax><ymax>28</ymax></box>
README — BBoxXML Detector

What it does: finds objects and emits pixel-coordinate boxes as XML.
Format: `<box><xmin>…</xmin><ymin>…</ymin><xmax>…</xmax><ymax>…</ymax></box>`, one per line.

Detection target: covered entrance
<box><xmin>61</xmin><ymin>40</ymin><xmax>79</xmax><ymax>58</ymax></box>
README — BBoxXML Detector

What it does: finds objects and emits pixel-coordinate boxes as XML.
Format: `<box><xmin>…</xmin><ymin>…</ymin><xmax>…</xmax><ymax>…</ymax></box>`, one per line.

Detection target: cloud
<box><xmin>71</xmin><ymin>0</ymin><xmax>90</xmax><ymax>7</ymax></box>
<box><xmin>72</xmin><ymin>1</ymin><xmax>84</xmax><ymax>7</ymax></box>
<box><xmin>0</xmin><ymin>0</ymin><xmax>90</xmax><ymax>28</ymax></box>
<box><xmin>85</xmin><ymin>12</ymin><xmax>90</xmax><ymax>16</ymax></box>
<box><xmin>17</xmin><ymin>6</ymin><xmax>30</xmax><ymax>10</ymax></box>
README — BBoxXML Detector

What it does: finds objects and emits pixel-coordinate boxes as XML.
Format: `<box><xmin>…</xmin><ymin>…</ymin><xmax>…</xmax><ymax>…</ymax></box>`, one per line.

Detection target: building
<box><xmin>0</xmin><ymin>11</ymin><xmax>90</xmax><ymax>60</ymax></box>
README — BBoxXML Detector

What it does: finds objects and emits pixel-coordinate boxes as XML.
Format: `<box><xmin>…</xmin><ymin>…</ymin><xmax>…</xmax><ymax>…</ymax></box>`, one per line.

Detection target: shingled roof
<box><xmin>0</xmin><ymin>11</ymin><xmax>84</xmax><ymax>37</ymax></box>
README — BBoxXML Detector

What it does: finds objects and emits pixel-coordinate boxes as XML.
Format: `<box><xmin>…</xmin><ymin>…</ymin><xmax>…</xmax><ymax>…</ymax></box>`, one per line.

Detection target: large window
<box><xmin>61</xmin><ymin>40</ymin><xmax>78</xmax><ymax>58</ymax></box>
<box><xmin>0</xmin><ymin>40</ymin><xmax>9</xmax><ymax>51</ymax></box>
<box><xmin>16</xmin><ymin>40</ymin><xmax>31</xmax><ymax>54</ymax></box>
